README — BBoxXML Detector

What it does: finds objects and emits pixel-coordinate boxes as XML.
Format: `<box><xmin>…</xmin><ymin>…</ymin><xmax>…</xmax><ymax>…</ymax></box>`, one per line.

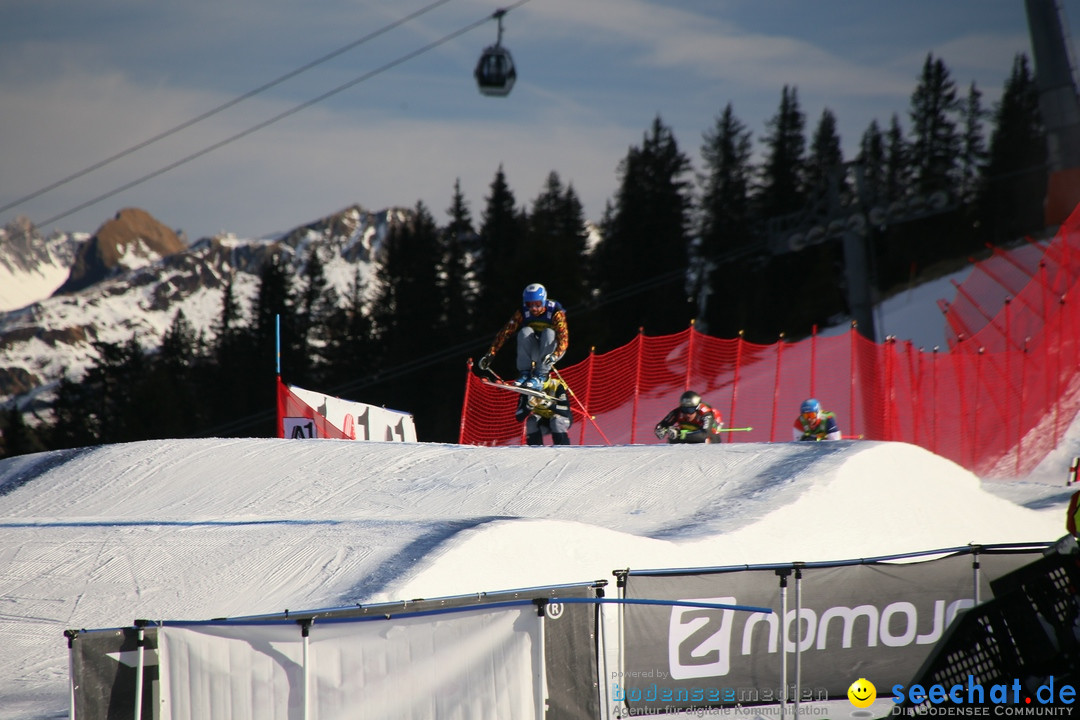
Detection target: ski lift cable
<box><xmin>0</xmin><ymin>0</ymin><xmax>456</xmax><ymax>218</ymax></box>
<box><xmin>31</xmin><ymin>0</ymin><xmax>532</xmax><ymax>229</ymax></box>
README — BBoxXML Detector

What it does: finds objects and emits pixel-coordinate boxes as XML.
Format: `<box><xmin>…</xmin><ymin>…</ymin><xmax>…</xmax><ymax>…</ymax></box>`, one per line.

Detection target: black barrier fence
<box><xmin>68</xmin><ymin>543</ymin><xmax>1064</xmax><ymax>720</ymax></box>
<box><xmin>617</xmin><ymin>542</ymin><xmax>1054</xmax><ymax>715</ymax></box>
<box><xmin>899</xmin><ymin>546</ymin><xmax>1080</xmax><ymax>712</ymax></box>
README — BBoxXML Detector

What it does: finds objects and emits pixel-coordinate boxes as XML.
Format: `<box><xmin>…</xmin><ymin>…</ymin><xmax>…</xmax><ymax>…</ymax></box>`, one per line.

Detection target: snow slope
<box><xmin>0</xmin><ymin>436</ymin><xmax>1070</xmax><ymax>719</ymax></box>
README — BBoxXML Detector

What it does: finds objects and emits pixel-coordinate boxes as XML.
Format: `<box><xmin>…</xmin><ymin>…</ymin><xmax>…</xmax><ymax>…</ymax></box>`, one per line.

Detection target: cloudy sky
<box><xmin>1</xmin><ymin>0</ymin><xmax>1075</xmax><ymax>241</ymax></box>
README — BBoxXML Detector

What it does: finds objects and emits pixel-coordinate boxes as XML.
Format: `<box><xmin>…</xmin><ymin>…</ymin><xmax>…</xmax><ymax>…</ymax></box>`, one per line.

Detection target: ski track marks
<box><xmin>0</xmin><ymin>437</ymin><xmax>1064</xmax><ymax>719</ymax></box>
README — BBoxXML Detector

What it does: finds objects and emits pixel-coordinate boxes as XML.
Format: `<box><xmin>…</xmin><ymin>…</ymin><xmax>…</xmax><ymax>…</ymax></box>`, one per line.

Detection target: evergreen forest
<box><xmin>0</xmin><ymin>53</ymin><xmax>1051</xmax><ymax>455</ymax></box>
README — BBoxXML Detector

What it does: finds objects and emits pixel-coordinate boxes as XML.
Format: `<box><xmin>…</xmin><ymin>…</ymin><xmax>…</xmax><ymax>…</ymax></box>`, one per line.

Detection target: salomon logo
<box><xmin>668</xmin><ymin>597</ymin><xmax>736</xmax><ymax>679</ymax></box>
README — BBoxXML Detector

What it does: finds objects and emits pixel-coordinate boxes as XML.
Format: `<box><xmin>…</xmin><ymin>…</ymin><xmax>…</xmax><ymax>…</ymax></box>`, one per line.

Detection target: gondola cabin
<box><xmin>474</xmin><ymin>45</ymin><xmax>516</xmax><ymax>96</ymax></box>
<box><xmin>474</xmin><ymin>9</ymin><xmax>516</xmax><ymax>97</ymax></box>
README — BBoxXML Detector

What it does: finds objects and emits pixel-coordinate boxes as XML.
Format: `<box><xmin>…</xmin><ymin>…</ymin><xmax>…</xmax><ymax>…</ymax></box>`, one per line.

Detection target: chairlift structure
<box><xmin>474</xmin><ymin>9</ymin><xmax>516</xmax><ymax>97</ymax></box>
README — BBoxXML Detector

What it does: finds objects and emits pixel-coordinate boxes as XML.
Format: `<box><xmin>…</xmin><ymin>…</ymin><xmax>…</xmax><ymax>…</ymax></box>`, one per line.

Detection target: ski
<box><xmin>482</xmin><ymin>378</ymin><xmax>557</xmax><ymax>403</ymax></box>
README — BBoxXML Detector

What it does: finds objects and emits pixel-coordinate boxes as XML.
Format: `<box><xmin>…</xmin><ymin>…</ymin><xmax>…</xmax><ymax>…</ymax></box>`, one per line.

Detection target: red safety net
<box><xmin>460</xmin><ymin>205</ymin><xmax>1080</xmax><ymax>478</ymax></box>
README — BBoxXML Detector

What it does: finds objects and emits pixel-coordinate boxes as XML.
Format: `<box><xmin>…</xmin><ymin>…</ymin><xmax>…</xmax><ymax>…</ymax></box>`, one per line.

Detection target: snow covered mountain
<box><xmin>0</xmin><ymin>204</ymin><xmax>407</xmax><ymax>411</ymax></box>
<box><xmin>0</xmin><ymin>216</ymin><xmax>84</xmax><ymax>313</ymax></box>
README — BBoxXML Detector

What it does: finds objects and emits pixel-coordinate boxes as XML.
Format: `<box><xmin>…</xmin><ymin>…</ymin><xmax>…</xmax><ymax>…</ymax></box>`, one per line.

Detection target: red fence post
<box><xmin>580</xmin><ymin>348</ymin><xmax>596</xmax><ymax>445</ymax></box>
<box><xmin>1057</xmin><ymin>295</ymin><xmax>1066</xmax><ymax>440</ymax></box>
<box><xmin>849</xmin><ymin>322</ymin><xmax>857</xmax><ymax>439</ymax></box>
<box><xmin>974</xmin><ymin>347</ymin><xmax>985</xmax><ymax>470</ymax></box>
<box><xmin>771</xmin><ymin>333</ymin><xmax>784</xmax><ymax>443</ymax></box>
<box><xmin>729</xmin><ymin>330</ymin><xmax>744</xmax><ymax>444</ymax></box>
<box><xmin>1017</xmin><ymin>339</ymin><xmax>1028</xmax><ymax>476</ymax></box>
<box><xmin>904</xmin><ymin>340</ymin><xmax>917</xmax><ymax>445</ymax></box>
<box><xmin>684</xmin><ymin>321</ymin><xmax>696</xmax><ymax>390</ymax></box>
<box><xmin>931</xmin><ymin>347</ymin><xmax>939</xmax><ymax>456</ymax></box>
<box><xmin>631</xmin><ymin>331</ymin><xmax>644</xmax><ymax>445</ymax></box>
<box><xmin>459</xmin><ymin>359</ymin><xmax>474</xmax><ymax>444</ymax></box>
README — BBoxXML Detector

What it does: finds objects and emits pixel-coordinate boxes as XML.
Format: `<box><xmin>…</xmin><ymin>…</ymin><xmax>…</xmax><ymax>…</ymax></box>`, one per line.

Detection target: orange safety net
<box><xmin>460</xmin><ymin>205</ymin><xmax>1080</xmax><ymax>478</ymax></box>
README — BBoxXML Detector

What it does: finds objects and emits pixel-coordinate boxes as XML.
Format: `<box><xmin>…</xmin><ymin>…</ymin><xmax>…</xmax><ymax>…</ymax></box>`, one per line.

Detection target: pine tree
<box><xmin>908</xmin><ymin>54</ymin><xmax>962</xmax><ymax>197</ymax></box>
<box><xmin>81</xmin><ymin>336</ymin><xmax>149</xmax><ymax>443</ymax></box>
<box><xmin>980</xmin><ymin>53</ymin><xmax>1046</xmax><ymax>243</ymax></box>
<box><xmin>756</xmin><ymin>85</ymin><xmax>807</xmax><ymax>219</ymax></box>
<box><xmin>591</xmin><ymin>115</ymin><xmax>693</xmax><ymax>345</ymax></box>
<box><xmin>525</xmin><ymin>173</ymin><xmax>590</xmax><ymax>313</ymax></box>
<box><xmin>700</xmin><ymin>103</ymin><xmax>754</xmax><ymax>254</ymax></box>
<box><xmin>297</xmin><ymin>248</ymin><xmax>339</xmax><ymax>386</ymax></box>
<box><xmin>698</xmin><ymin>103</ymin><xmax>757</xmax><ymax>337</ymax></box>
<box><xmin>805</xmin><ymin>108</ymin><xmax>848</xmax><ymax>210</ymax></box>
<box><xmin>205</xmin><ymin>275</ymin><xmax>253</xmax><ymax>436</ymax></box>
<box><xmin>441</xmin><ymin>179</ymin><xmax>478</xmax><ymax>340</ymax></box>
<box><xmin>474</xmin><ymin>167</ymin><xmax>528</xmax><ymax>356</ymax></box>
<box><xmin>48</xmin><ymin>376</ymin><xmax>97</xmax><ymax>449</ymax></box>
<box><xmin>144</xmin><ymin>309</ymin><xmax>205</xmax><ymax>439</ymax></box>
<box><xmin>959</xmin><ymin>82</ymin><xmax>989</xmax><ymax>205</ymax></box>
<box><xmin>885</xmin><ymin>114</ymin><xmax>911</xmax><ymax>203</ymax></box>
<box><xmin>224</xmin><ymin>250</ymin><xmax>296</xmax><ymax>437</ymax></box>
<box><xmin>211</xmin><ymin>275</ymin><xmax>242</xmax><ymax>361</ymax></box>
<box><xmin>858</xmin><ymin>120</ymin><xmax>888</xmax><ymax>207</ymax></box>
<box><xmin>322</xmin><ymin>266</ymin><xmax>375</xmax><ymax>391</ymax></box>
<box><xmin>368</xmin><ymin>201</ymin><xmax>449</xmax><ymax>437</ymax></box>
<box><xmin>0</xmin><ymin>405</ymin><xmax>44</xmax><ymax>458</ymax></box>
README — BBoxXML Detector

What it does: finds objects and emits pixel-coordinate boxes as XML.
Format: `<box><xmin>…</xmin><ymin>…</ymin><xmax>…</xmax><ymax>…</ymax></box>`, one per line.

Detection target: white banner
<box><xmin>290</xmin><ymin>385</ymin><xmax>417</xmax><ymax>441</ymax></box>
<box><xmin>158</xmin><ymin>606</ymin><xmax>541</xmax><ymax>720</ymax></box>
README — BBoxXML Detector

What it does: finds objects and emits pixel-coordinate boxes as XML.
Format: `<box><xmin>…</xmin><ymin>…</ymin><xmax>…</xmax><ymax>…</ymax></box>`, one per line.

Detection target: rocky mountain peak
<box><xmin>56</xmin><ymin>208</ymin><xmax>185</xmax><ymax>295</ymax></box>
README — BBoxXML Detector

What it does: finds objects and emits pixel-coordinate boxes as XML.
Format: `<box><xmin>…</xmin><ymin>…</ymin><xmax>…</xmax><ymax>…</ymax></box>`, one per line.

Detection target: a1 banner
<box><xmin>276</xmin><ymin>379</ymin><xmax>417</xmax><ymax>441</ymax></box>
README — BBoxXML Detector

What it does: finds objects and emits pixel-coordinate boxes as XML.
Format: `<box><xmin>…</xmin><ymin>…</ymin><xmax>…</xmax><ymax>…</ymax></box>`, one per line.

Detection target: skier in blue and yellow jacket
<box><xmin>793</xmin><ymin>398</ymin><xmax>841</xmax><ymax>441</ymax></box>
<box><xmin>478</xmin><ymin>283</ymin><xmax>569</xmax><ymax>391</ymax></box>
<box><xmin>515</xmin><ymin>375</ymin><xmax>572</xmax><ymax>445</ymax></box>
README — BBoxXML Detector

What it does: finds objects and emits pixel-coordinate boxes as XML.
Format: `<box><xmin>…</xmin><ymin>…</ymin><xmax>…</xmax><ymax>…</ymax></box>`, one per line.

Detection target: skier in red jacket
<box><xmin>654</xmin><ymin>391</ymin><xmax>722</xmax><ymax>444</ymax></box>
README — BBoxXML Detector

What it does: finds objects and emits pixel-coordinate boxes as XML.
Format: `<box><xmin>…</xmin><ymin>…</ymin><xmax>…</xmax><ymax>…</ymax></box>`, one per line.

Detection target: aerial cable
<box><xmin>33</xmin><ymin>0</ymin><xmax>530</xmax><ymax>229</ymax></box>
<box><xmin>0</xmin><ymin>0</ymin><xmax>455</xmax><ymax>218</ymax></box>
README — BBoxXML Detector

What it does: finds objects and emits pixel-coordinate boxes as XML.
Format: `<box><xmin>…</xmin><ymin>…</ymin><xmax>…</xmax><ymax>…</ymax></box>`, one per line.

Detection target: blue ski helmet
<box><xmin>523</xmin><ymin>283</ymin><xmax>547</xmax><ymax>305</ymax></box>
<box><xmin>800</xmin><ymin>398</ymin><xmax>821</xmax><ymax>415</ymax></box>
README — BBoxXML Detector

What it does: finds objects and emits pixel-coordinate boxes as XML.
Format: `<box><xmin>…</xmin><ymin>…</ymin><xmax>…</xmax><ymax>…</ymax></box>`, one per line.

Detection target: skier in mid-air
<box><xmin>478</xmin><ymin>283</ymin><xmax>568</xmax><ymax>391</ymax></box>
<box><xmin>515</xmin><ymin>375</ymin><xmax>572</xmax><ymax>445</ymax></box>
<box><xmin>793</xmin><ymin>398</ymin><xmax>841</xmax><ymax>441</ymax></box>
<box><xmin>654</xmin><ymin>391</ymin><xmax>722</xmax><ymax>444</ymax></box>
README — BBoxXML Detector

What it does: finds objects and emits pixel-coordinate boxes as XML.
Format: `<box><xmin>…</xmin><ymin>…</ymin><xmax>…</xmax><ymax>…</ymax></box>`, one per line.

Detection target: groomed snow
<box><xmin>0</xmin><ymin>435</ymin><xmax>1070</xmax><ymax>719</ymax></box>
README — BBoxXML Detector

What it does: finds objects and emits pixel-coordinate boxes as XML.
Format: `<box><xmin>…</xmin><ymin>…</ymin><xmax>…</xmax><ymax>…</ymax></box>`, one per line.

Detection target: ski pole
<box><xmin>551</xmin><ymin>367</ymin><xmax>612</xmax><ymax>445</ymax></box>
<box><xmin>716</xmin><ymin>427</ymin><xmax>753</xmax><ymax>432</ymax></box>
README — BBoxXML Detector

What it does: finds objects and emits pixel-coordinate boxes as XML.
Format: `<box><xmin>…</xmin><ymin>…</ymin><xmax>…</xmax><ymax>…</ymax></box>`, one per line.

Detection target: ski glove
<box><xmin>478</xmin><ymin>354</ymin><xmax>493</xmax><ymax>372</ymax></box>
<box><xmin>654</xmin><ymin>426</ymin><xmax>669</xmax><ymax>441</ymax></box>
<box><xmin>542</xmin><ymin>352</ymin><xmax>559</xmax><ymax>367</ymax></box>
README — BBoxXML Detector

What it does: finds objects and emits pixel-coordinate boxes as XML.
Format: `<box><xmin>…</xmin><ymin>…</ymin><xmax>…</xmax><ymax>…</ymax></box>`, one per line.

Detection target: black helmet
<box><xmin>680</xmin><ymin>391</ymin><xmax>701</xmax><ymax>410</ymax></box>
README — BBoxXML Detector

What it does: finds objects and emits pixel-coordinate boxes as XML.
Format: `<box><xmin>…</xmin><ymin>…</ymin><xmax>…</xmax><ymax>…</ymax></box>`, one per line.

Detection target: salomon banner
<box><xmin>620</xmin><ymin>551</ymin><xmax>1041</xmax><ymax>712</ymax></box>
